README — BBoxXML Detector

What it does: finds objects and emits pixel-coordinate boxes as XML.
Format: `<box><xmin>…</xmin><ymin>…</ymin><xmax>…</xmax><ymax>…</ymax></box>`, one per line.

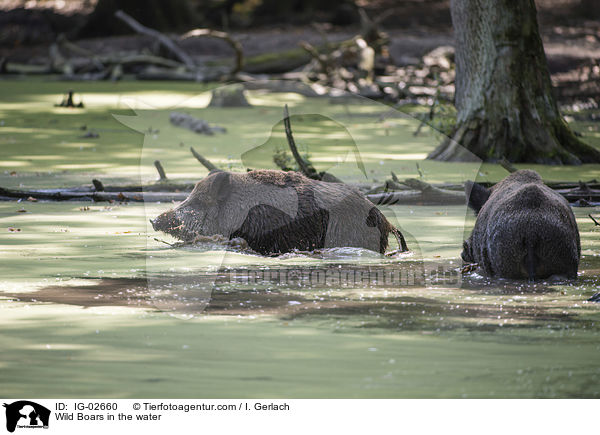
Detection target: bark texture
<box><xmin>428</xmin><ymin>0</ymin><xmax>600</xmax><ymax>164</ymax></box>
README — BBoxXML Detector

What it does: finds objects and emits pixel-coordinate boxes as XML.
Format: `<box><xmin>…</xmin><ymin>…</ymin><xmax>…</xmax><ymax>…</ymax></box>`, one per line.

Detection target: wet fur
<box><xmin>462</xmin><ymin>170</ymin><xmax>580</xmax><ymax>280</ymax></box>
<box><xmin>152</xmin><ymin>169</ymin><xmax>407</xmax><ymax>255</ymax></box>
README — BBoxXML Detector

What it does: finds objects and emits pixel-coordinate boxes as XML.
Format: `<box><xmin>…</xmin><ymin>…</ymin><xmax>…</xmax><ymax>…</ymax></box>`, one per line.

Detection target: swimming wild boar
<box><xmin>462</xmin><ymin>170</ymin><xmax>580</xmax><ymax>281</ymax></box>
<box><xmin>151</xmin><ymin>169</ymin><xmax>408</xmax><ymax>255</ymax></box>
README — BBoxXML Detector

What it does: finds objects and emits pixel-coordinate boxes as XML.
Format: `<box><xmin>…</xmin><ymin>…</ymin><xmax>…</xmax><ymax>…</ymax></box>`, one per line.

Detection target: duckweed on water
<box><xmin>1</xmin><ymin>79</ymin><xmax>599</xmax><ymax>398</ymax></box>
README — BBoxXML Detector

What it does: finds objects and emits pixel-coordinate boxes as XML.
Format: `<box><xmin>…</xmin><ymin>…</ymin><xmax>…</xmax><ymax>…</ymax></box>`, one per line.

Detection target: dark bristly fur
<box><xmin>151</xmin><ymin>169</ymin><xmax>408</xmax><ymax>255</ymax></box>
<box><xmin>462</xmin><ymin>169</ymin><xmax>580</xmax><ymax>280</ymax></box>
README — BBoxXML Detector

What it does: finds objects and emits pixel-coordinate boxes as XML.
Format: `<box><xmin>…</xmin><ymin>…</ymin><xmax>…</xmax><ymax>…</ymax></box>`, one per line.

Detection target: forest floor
<box><xmin>1</xmin><ymin>21</ymin><xmax>598</xmax><ymax>108</ymax></box>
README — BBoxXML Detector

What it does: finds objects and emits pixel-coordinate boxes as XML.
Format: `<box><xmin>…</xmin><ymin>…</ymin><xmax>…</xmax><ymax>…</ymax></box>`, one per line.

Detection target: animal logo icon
<box><xmin>3</xmin><ymin>401</ymin><xmax>50</xmax><ymax>433</ymax></box>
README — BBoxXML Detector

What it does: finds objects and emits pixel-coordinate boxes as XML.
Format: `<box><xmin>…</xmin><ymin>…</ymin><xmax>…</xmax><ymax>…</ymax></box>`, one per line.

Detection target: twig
<box><xmin>181</xmin><ymin>28</ymin><xmax>244</xmax><ymax>74</ymax></box>
<box><xmin>461</xmin><ymin>263</ymin><xmax>479</xmax><ymax>274</ymax></box>
<box><xmin>154</xmin><ymin>160</ymin><xmax>167</xmax><ymax>181</ymax></box>
<box><xmin>283</xmin><ymin>104</ymin><xmax>316</xmax><ymax>178</ymax></box>
<box><xmin>589</xmin><ymin>214</ymin><xmax>600</xmax><ymax>226</ymax></box>
<box><xmin>115</xmin><ymin>10</ymin><xmax>195</xmax><ymax>70</ymax></box>
<box><xmin>154</xmin><ymin>237</ymin><xmax>176</xmax><ymax>247</ymax></box>
<box><xmin>190</xmin><ymin>147</ymin><xmax>218</xmax><ymax>171</ymax></box>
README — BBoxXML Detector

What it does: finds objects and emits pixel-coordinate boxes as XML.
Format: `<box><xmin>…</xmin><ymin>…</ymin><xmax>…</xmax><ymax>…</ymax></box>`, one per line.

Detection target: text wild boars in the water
<box><xmin>462</xmin><ymin>170</ymin><xmax>580</xmax><ymax>280</ymax></box>
<box><xmin>151</xmin><ymin>169</ymin><xmax>408</xmax><ymax>255</ymax></box>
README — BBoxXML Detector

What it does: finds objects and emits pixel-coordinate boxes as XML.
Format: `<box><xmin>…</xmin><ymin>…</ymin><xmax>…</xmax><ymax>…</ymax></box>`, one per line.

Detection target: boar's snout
<box><xmin>151</xmin><ymin>209</ymin><xmax>181</xmax><ymax>234</ymax></box>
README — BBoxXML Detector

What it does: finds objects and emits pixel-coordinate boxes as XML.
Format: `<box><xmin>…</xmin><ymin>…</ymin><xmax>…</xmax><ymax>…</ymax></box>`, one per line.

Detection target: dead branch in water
<box><xmin>283</xmin><ymin>105</ymin><xmax>318</xmax><ymax>179</ymax></box>
<box><xmin>367</xmin><ymin>186</ymin><xmax>466</xmax><ymax>206</ymax></box>
<box><xmin>190</xmin><ymin>147</ymin><xmax>218</xmax><ymax>171</ymax></box>
<box><xmin>154</xmin><ymin>160</ymin><xmax>168</xmax><ymax>181</ymax></box>
<box><xmin>0</xmin><ymin>186</ymin><xmax>187</xmax><ymax>202</ymax></box>
<box><xmin>92</xmin><ymin>179</ymin><xmax>104</xmax><ymax>192</ymax></box>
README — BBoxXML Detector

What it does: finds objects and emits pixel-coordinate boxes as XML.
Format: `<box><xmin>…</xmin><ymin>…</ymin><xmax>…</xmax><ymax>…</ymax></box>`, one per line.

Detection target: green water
<box><xmin>1</xmin><ymin>78</ymin><xmax>599</xmax><ymax>398</ymax></box>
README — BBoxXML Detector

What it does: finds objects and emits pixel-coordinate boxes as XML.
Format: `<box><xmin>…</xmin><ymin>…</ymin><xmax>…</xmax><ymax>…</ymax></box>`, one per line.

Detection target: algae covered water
<box><xmin>0</xmin><ymin>79</ymin><xmax>599</xmax><ymax>398</ymax></box>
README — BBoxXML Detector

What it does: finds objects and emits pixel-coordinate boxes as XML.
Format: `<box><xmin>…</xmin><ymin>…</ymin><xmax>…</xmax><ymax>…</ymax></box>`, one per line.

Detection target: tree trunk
<box><xmin>428</xmin><ymin>0</ymin><xmax>600</xmax><ymax>165</ymax></box>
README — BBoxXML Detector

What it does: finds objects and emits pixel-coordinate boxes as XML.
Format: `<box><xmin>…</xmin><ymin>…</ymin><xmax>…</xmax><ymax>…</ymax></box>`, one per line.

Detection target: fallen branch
<box><xmin>0</xmin><ymin>62</ymin><xmax>51</xmax><ymax>75</ymax></box>
<box><xmin>181</xmin><ymin>28</ymin><xmax>244</xmax><ymax>74</ymax></box>
<box><xmin>82</xmin><ymin>53</ymin><xmax>184</xmax><ymax>70</ymax></box>
<box><xmin>367</xmin><ymin>189</ymin><xmax>465</xmax><ymax>206</ymax></box>
<box><xmin>56</xmin><ymin>33</ymin><xmax>104</xmax><ymax>72</ymax></box>
<box><xmin>0</xmin><ymin>186</ymin><xmax>187</xmax><ymax>202</ymax></box>
<box><xmin>115</xmin><ymin>10</ymin><xmax>195</xmax><ymax>70</ymax></box>
<box><xmin>136</xmin><ymin>66</ymin><xmax>204</xmax><ymax>81</ymax></box>
<box><xmin>589</xmin><ymin>214</ymin><xmax>600</xmax><ymax>226</ymax></box>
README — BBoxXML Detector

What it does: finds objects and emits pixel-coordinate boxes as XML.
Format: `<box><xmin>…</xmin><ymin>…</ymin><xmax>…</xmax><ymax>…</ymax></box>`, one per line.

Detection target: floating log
<box><xmin>0</xmin><ymin>187</ymin><xmax>186</xmax><ymax>203</ymax></box>
<box><xmin>3</xmin><ymin>177</ymin><xmax>600</xmax><ymax>205</ymax></box>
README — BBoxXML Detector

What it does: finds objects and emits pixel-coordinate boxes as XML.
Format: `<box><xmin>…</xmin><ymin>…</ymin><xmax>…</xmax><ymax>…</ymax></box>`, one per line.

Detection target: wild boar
<box><xmin>462</xmin><ymin>169</ymin><xmax>580</xmax><ymax>281</ymax></box>
<box><xmin>151</xmin><ymin>169</ymin><xmax>408</xmax><ymax>255</ymax></box>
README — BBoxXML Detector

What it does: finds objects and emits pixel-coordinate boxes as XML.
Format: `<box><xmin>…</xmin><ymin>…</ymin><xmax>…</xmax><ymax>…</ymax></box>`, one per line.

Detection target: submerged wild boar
<box><xmin>151</xmin><ymin>169</ymin><xmax>408</xmax><ymax>255</ymax></box>
<box><xmin>462</xmin><ymin>169</ymin><xmax>580</xmax><ymax>281</ymax></box>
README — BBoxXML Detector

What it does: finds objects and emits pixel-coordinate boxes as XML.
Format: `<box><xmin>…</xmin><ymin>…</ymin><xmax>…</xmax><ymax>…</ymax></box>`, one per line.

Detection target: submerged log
<box><xmin>2</xmin><ymin>176</ymin><xmax>599</xmax><ymax>205</ymax></box>
<box><xmin>170</xmin><ymin>112</ymin><xmax>226</xmax><ymax>135</ymax></box>
<box><xmin>0</xmin><ymin>187</ymin><xmax>187</xmax><ymax>203</ymax></box>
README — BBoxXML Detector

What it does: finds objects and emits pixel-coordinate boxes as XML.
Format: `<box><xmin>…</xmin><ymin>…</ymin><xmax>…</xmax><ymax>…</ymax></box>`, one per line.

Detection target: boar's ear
<box><xmin>465</xmin><ymin>181</ymin><xmax>490</xmax><ymax>214</ymax></box>
<box><xmin>210</xmin><ymin>171</ymin><xmax>232</xmax><ymax>203</ymax></box>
